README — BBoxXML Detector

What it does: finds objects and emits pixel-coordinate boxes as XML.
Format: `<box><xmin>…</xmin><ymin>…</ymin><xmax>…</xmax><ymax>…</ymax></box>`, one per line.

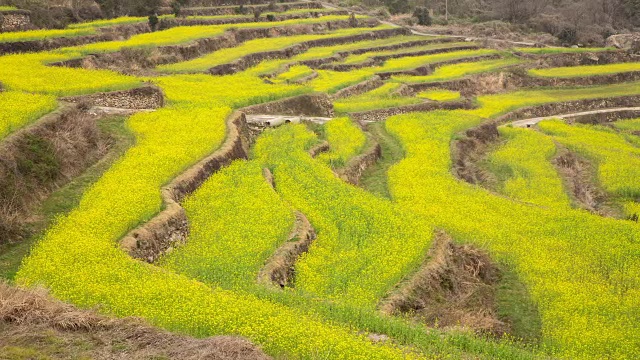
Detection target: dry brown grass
<box><xmin>0</xmin><ymin>282</ymin><xmax>271</xmax><ymax>360</ymax></box>
<box><xmin>552</xmin><ymin>145</ymin><xmax>621</xmax><ymax>218</ymax></box>
<box><xmin>257</xmin><ymin>212</ymin><xmax>317</xmax><ymax>288</ymax></box>
<box><xmin>0</xmin><ymin>104</ymin><xmax>108</xmax><ymax>245</ymax></box>
<box><xmin>380</xmin><ymin>231</ymin><xmax>507</xmax><ymax>336</ymax></box>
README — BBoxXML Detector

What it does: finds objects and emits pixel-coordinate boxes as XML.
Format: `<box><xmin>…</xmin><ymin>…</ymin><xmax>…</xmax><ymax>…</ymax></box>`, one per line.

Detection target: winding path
<box><xmin>508</xmin><ymin>107</ymin><xmax>640</xmax><ymax>128</ymax></box>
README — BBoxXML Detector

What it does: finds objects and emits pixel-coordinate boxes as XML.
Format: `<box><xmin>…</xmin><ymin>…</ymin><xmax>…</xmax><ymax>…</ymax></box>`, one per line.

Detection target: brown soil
<box><xmin>181</xmin><ymin>1</ymin><xmax>323</xmax><ymax>16</ymax></box>
<box><xmin>0</xmin><ymin>104</ymin><xmax>109</xmax><ymax>245</ymax></box>
<box><xmin>495</xmin><ymin>95</ymin><xmax>640</xmax><ymax>123</ymax></box>
<box><xmin>350</xmin><ymin>98</ymin><xmax>474</xmax><ymax>125</ymax></box>
<box><xmin>241</xmin><ymin>93</ymin><xmax>334</xmax><ymax>117</ymax></box>
<box><xmin>380</xmin><ymin>231</ymin><xmax>506</xmax><ymax>336</ymax></box>
<box><xmin>453</xmin><ymin>122</ymin><xmax>500</xmax><ymax>185</ymax></box>
<box><xmin>0</xmin><ymin>282</ymin><xmax>270</xmax><ymax>360</ymax></box>
<box><xmin>552</xmin><ymin>146</ymin><xmax>621</xmax><ymax>217</ymax></box>
<box><xmin>336</xmin><ymin>139</ymin><xmax>382</xmax><ymax>185</ymax></box>
<box><xmin>257</xmin><ymin>212</ymin><xmax>317</xmax><ymax>288</ymax></box>
<box><xmin>308</xmin><ymin>140</ymin><xmax>330</xmax><ymax>158</ymax></box>
<box><xmin>332</xmin><ymin>75</ymin><xmax>384</xmax><ymax>99</ymax></box>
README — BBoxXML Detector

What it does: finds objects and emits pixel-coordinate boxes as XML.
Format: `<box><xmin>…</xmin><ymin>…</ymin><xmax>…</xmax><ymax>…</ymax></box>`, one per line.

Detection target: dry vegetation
<box><xmin>0</xmin><ymin>282</ymin><xmax>270</xmax><ymax>360</ymax></box>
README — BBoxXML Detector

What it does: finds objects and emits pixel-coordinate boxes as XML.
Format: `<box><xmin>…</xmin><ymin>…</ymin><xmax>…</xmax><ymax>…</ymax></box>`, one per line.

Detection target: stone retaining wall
<box><xmin>332</xmin><ymin>75</ymin><xmax>383</xmax><ymax>99</ymax></box>
<box><xmin>351</xmin><ymin>99</ymin><xmax>475</xmax><ymax>123</ymax></box>
<box><xmin>522</xmin><ymin>50</ymin><xmax>638</xmax><ymax>68</ymax></box>
<box><xmin>0</xmin><ymin>104</ymin><xmax>110</xmax><ymax>244</ymax></box>
<box><xmin>336</xmin><ymin>140</ymin><xmax>381</xmax><ymax>185</ymax></box>
<box><xmin>242</xmin><ymin>93</ymin><xmax>334</xmax><ymax>117</ymax></box>
<box><xmin>189</xmin><ymin>0</ymin><xmax>272</xmax><ymax>6</ymax></box>
<box><xmin>52</xmin><ymin>19</ymin><xmax>384</xmax><ymax>74</ymax></box>
<box><xmin>181</xmin><ymin>1</ymin><xmax>323</xmax><ymax>16</ymax></box>
<box><xmin>570</xmin><ymin>110</ymin><xmax>640</xmax><ymax>124</ymax></box>
<box><xmin>62</xmin><ymin>85</ymin><xmax>164</xmax><ymax>109</ymax></box>
<box><xmin>121</xmin><ymin>111</ymin><xmax>252</xmax><ymax>262</ymax></box>
<box><xmin>320</xmin><ymin>45</ymin><xmax>479</xmax><ymax>72</ymax></box>
<box><xmin>495</xmin><ymin>96</ymin><xmax>640</xmax><ymax>123</ymax></box>
<box><xmin>0</xmin><ymin>22</ymin><xmax>150</xmax><ymax>55</ymax></box>
<box><xmin>158</xmin><ymin>10</ymin><xmax>348</xmax><ymax>29</ymax></box>
<box><xmin>0</xmin><ymin>10</ymin><xmax>31</xmax><ymax>32</ymax></box>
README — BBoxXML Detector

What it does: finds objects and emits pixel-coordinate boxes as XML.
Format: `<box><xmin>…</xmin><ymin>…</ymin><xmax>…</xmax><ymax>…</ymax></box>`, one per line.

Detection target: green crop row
<box><xmin>417</xmin><ymin>89</ymin><xmax>461</xmax><ymax>101</ymax></box>
<box><xmin>514</xmin><ymin>46</ymin><xmax>615</xmax><ymax>54</ymax></box>
<box><xmin>292</xmin><ymin>33</ymin><xmax>429</xmax><ymax>62</ymax></box>
<box><xmin>530</xmin><ymin>62</ymin><xmax>640</xmax><ymax>78</ymax></box>
<box><xmin>158</xmin><ymin>24</ymin><xmax>379</xmax><ymax>74</ymax></box>
<box><xmin>378</xmin><ymin>48</ymin><xmax>498</xmax><ymax>73</ymax></box>
<box><xmin>251</xmin><ymin>124</ymin><xmax>432</xmax><ymax>307</ymax></box>
<box><xmin>16</xmin><ymin>71</ymin><xmax>416</xmax><ymax>359</ymax></box>
<box><xmin>0</xmin><ymin>91</ymin><xmax>57</xmax><ymax>141</ymax></box>
<box><xmin>385</xmin><ymin>83</ymin><xmax>640</xmax><ymax>359</ymax></box>
<box><xmin>71</xmin><ymin>15</ymin><xmax>364</xmax><ymax>54</ymax></box>
<box><xmin>156</xmin><ymin>113</ymin><xmax>538</xmax><ymax>359</ymax></box>
<box><xmin>0</xmin><ymin>52</ymin><xmax>141</xmax><ymax>96</ymax></box>
<box><xmin>486</xmin><ymin>126</ymin><xmax>572</xmax><ymax>209</ymax></box>
<box><xmin>316</xmin><ymin>117</ymin><xmax>367</xmax><ymax>166</ymax></box>
<box><xmin>333</xmin><ymin>82</ymin><xmax>422</xmax><ymax>113</ymax></box>
<box><xmin>271</xmin><ymin>64</ymin><xmax>314</xmax><ymax>83</ymax></box>
<box><xmin>613</xmin><ymin>117</ymin><xmax>640</xmax><ymax>131</ymax></box>
<box><xmin>539</xmin><ymin>120</ymin><xmax>640</xmax><ymax>199</ymax></box>
<box><xmin>161</xmin><ymin>160</ymin><xmax>296</xmax><ymax>290</ymax></box>
<box><xmin>307</xmin><ymin>48</ymin><xmax>503</xmax><ymax>94</ymax></box>
<box><xmin>0</xmin><ymin>27</ymin><xmax>96</xmax><ymax>43</ymax></box>
<box><xmin>339</xmin><ymin>41</ymin><xmax>474</xmax><ymax>65</ymax></box>
<box><xmin>392</xmin><ymin>57</ymin><xmax>523</xmax><ymax>83</ymax></box>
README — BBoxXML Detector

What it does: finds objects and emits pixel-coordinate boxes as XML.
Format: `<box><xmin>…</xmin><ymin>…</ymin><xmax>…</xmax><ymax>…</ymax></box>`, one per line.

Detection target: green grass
<box><xmin>0</xmin><ymin>6</ymin><xmax>18</xmax><ymax>11</ymax></box>
<box><xmin>359</xmin><ymin>121</ymin><xmax>405</xmax><ymax>199</ymax></box>
<box><xmin>613</xmin><ymin>117</ymin><xmax>640</xmax><ymax>132</ymax></box>
<box><xmin>530</xmin><ymin>63</ymin><xmax>640</xmax><ymax>78</ymax></box>
<box><xmin>0</xmin><ymin>116</ymin><xmax>135</xmax><ymax>281</ymax></box>
<box><xmin>495</xmin><ymin>263</ymin><xmax>543</xmax><ymax>344</ymax></box>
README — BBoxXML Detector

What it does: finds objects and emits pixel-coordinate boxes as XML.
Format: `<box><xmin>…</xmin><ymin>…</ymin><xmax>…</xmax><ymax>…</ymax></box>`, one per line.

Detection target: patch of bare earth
<box><xmin>380</xmin><ymin>231</ymin><xmax>507</xmax><ymax>336</ymax></box>
<box><xmin>552</xmin><ymin>145</ymin><xmax>622</xmax><ymax>218</ymax></box>
<box><xmin>0</xmin><ymin>282</ymin><xmax>270</xmax><ymax>360</ymax></box>
<box><xmin>257</xmin><ymin>210</ymin><xmax>317</xmax><ymax>289</ymax></box>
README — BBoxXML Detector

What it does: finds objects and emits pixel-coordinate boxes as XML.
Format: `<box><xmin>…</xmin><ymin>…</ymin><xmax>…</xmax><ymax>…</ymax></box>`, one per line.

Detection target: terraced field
<box><xmin>1</xmin><ymin>1</ymin><xmax>640</xmax><ymax>359</ymax></box>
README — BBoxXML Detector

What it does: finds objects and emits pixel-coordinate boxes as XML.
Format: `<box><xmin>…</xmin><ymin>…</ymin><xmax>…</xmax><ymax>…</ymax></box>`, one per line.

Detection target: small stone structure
<box><xmin>62</xmin><ymin>85</ymin><xmax>165</xmax><ymax>109</ymax></box>
<box><xmin>606</xmin><ymin>33</ymin><xmax>640</xmax><ymax>50</ymax></box>
<box><xmin>242</xmin><ymin>93</ymin><xmax>335</xmax><ymax>117</ymax></box>
<box><xmin>0</xmin><ymin>10</ymin><xmax>31</xmax><ymax>32</ymax></box>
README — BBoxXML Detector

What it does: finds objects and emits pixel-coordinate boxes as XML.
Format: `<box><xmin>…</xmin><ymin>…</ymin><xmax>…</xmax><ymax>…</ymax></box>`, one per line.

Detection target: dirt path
<box><xmin>509</xmin><ymin>107</ymin><xmax>640</xmax><ymax>128</ymax></box>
